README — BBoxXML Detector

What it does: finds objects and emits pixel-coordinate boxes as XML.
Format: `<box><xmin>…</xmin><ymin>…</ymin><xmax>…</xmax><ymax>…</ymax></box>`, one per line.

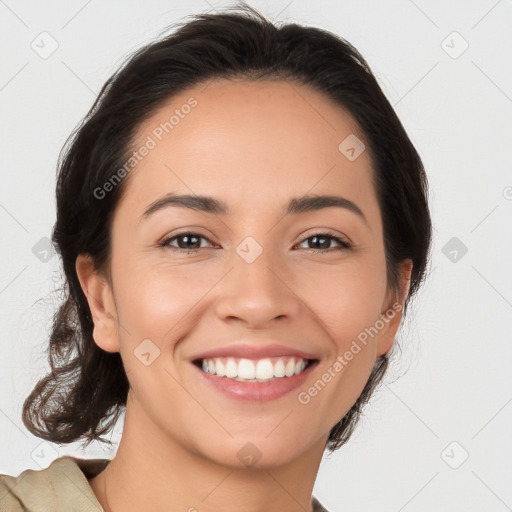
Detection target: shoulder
<box><xmin>1</xmin><ymin>457</ymin><xmax>330</xmax><ymax>512</ymax></box>
<box><xmin>0</xmin><ymin>455</ymin><xmax>110</xmax><ymax>512</ymax></box>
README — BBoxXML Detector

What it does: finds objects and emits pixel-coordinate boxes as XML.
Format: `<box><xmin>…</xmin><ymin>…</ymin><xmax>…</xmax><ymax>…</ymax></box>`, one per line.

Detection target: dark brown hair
<box><xmin>22</xmin><ymin>2</ymin><xmax>432</xmax><ymax>453</ymax></box>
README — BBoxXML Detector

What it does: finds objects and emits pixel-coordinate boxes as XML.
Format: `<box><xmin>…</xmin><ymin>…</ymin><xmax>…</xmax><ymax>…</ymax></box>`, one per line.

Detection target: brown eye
<box><xmin>296</xmin><ymin>233</ymin><xmax>352</xmax><ymax>253</ymax></box>
<box><xmin>158</xmin><ymin>231</ymin><xmax>352</xmax><ymax>255</ymax></box>
<box><xmin>159</xmin><ymin>232</ymin><xmax>213</xmax><ymax>253</ymax></box>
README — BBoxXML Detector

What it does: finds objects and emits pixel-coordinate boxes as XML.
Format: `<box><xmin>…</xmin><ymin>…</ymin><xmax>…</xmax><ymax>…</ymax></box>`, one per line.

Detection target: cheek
<box><xmin>297</xmin><ymin>256</ymin><xmax>388</xmax><ymax>346</ymax></box>
<box><xmin>114</xmin><ymin>263</ymin><xmax>213</xmax><ymax>339</ymax></box>
<box><xmin>293</xmin><ymin>257</ymin><xmax>388</xmax><ymax>421</ymax></box>
<box><xmin>111</xmin><ymin>264</ymin><xmax>208</xmax><ymax>406</ymax></box>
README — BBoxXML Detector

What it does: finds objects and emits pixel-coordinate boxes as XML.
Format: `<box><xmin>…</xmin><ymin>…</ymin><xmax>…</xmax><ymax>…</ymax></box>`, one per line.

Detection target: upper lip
<box><xmin>191</xmin><ymin>342</ymin><xmax>319</xmax><ymax>362</ymax></box>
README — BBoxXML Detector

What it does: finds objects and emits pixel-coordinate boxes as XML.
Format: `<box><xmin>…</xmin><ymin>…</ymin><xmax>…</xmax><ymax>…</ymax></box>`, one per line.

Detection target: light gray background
<box><xmin>1</xmin><ymin>1</ymin><xmax>511</xmax><ymax>511</ymax></box>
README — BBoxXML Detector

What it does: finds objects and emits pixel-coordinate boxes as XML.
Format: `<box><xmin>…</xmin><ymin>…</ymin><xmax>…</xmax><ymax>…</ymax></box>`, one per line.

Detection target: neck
<box><xmin>89</xmin><ymin>391</ymin><xmax>327</xmax><ymax>512</ymax></box>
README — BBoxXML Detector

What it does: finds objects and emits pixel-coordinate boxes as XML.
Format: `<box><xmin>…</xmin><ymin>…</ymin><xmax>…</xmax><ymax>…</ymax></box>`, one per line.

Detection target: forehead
<box><xmin>117</xmin><ymin>78</ymin><xmax>378</xmax><ymax>221</ymax></box>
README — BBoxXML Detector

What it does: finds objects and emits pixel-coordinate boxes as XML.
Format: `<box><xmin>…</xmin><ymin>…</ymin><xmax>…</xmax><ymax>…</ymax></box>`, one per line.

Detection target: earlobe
<box><xmin>75</xmin><ymin>254</ymin><xmax>120</xmax><ymax>353</ymax></box>
<box><xmin>377</xmin><ymin>259</ymin><xmax>413</xmax><ymax>357</ymax></box>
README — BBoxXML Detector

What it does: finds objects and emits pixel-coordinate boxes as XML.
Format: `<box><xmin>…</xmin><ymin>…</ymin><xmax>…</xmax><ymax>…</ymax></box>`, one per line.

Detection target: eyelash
<box><xmin>157</xmin><ymin>231</ymin><xmax>352</xmax><ymax>254</ymax></box>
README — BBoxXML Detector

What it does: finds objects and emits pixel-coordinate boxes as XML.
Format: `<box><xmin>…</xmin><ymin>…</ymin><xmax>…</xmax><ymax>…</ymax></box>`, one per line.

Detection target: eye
<box><xmin>295</xmin><ymin>231</ymin><xmax>352</xmax><ymax>253</ymax></box>
<box><xmin>158</xmin><ymin>232</ymin><xmax>214</xmax><ymax>254</ymax></box>
<box><xmin>158</xmin><ymin>230</ymin><xmax>352</xmax><ymax>255</ymax></box>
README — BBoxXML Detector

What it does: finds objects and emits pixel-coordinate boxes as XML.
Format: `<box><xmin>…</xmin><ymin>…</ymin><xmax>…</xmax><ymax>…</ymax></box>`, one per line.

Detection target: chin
<box><xmin>199</xmin><ymin>434</ymin><xmax>316</xmax><ymax>470</ymax></box>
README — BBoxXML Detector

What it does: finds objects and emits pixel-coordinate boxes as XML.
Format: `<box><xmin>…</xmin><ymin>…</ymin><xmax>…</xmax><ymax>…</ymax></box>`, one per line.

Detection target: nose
<box><xmin>213</xmin><ymin>246</ymin><xmax>301</xmax><ymax>329</ymax></box>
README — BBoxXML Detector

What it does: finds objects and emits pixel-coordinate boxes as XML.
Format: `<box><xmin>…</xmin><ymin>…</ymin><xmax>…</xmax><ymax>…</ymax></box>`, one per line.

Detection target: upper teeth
<box><xmin>201</xmin><ymin>356</ymin><xmax>308</xmax><ymax>381</ymax></box>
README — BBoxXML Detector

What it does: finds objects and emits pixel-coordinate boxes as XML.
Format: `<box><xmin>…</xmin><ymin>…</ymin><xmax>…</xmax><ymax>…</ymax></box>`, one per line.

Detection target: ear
<box><xmin>376</xmin><ymin>259</ymin><xmax>413</xmax><ymax>357</ymax></box>
<box><xmin>75</xmin><ymin>254</ymin><xmax>120</xmax><ymax>353</ymax></box>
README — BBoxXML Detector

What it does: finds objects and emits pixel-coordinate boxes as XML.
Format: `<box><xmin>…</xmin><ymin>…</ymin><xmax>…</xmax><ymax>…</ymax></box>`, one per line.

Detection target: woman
<box><xmin>0</xmin><ymin>3</ymin><xmax>431</xmax><ymax>511</ymax></box>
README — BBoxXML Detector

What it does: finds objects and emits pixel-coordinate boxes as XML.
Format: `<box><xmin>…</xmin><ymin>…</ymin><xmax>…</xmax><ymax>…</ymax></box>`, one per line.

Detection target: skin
<box><xmin>76</xmin><ymin>78</ymin><xmax>412</xmax><ymax>512</ymax></box>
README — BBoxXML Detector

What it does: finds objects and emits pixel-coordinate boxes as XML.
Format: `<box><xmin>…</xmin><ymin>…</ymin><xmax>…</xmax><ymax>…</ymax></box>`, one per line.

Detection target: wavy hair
<box><xmin>22</xmin><ymin>2</ymin><xmax>432</xmax><ymax>453</ymax></box>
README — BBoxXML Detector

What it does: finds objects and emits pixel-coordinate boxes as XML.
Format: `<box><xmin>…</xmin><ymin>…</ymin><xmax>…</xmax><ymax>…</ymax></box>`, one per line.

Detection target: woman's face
<box><xmin>79</xmin><ymin>78</ymin><xmax>410</xmax><ymax>468</ymax></box>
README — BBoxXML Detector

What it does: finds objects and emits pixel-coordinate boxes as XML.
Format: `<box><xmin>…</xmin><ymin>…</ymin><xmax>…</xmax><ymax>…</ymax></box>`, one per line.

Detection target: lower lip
<box><xmin>193</xmin><ymin>360</ymin><xmax>319</xmax><ymax>401</ymax></box>
<box><xmin>193</xmin><ymin>361</ymin><xmax>318</xmax><ymax>402</ymax></box>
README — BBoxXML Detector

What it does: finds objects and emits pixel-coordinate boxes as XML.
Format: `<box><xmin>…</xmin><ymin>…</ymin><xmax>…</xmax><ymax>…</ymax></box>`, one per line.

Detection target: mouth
<box><xmin>191</xmin><ymin>356</ymin><xmax>319</xmax><ymax>401</ymax></box>
<box><xmin>193</xmin><ymin>356</ymin><xmax>317</xmax><ymax>382</ymax></box>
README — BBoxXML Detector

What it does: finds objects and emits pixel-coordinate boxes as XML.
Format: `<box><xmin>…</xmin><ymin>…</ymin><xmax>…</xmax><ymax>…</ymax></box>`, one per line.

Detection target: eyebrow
<box><xmin>141</xmin><ymin>192</ymin><xmax>367</xmax><ymax>224</ymax></box>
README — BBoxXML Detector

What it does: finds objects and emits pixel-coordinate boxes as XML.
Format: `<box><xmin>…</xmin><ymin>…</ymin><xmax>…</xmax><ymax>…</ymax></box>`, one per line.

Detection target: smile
<box><xmin>193</xmin><ymin>356</ymin><xmax>319</xmax><ymax>401</ymax></box>
<box><xmin>197</xmin><ymin>356</ymin><xmax>313</xmax><ymax>382</ymax></box>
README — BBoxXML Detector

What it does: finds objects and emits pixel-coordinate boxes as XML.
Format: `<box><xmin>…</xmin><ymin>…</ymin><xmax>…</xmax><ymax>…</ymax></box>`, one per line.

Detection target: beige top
<box><xmin>0</xmin><ymin>456</ymin><xmax>330</xmax><ymax>511</ymax></box>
